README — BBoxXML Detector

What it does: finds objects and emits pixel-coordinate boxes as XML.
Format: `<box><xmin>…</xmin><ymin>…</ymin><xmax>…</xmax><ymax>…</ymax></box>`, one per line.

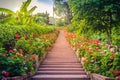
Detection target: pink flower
<box><xmin>117</xmin><ymin>75</ymin><xmax>120</xmax><ymax>79</ymax></box>
<box><xmin>91</xmin><ymin>60</ymin><xmax>95</xmax><ymax>63</ymax></box>
<box><xmin>81</xmin><ymin>57</ymin><xmax>85</xmax><ymax>64</ymax></box>
<box><xmin>110</xmin><ymin>48</ymin><xmax>115</xmax><ymax>53</ymax></box>
<box><xmin>2</xmin><ymin>71</ymin><xmax>9</xmax><ymax>77</ymax></box>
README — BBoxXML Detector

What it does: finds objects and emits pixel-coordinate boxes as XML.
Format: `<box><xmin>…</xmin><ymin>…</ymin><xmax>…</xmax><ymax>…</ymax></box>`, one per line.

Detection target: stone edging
<box><xmin>90</xmin><ymin>73</ymin><xmax>113</xmax><ymax>80</ymax></box>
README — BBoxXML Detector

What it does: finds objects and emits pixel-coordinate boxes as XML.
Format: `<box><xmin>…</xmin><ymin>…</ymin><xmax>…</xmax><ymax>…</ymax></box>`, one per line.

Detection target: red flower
<box><xmin>19</xmin><ymin>49</ymin><xmax>23</xmax><ymax>54</ymax></box>
<box><xmin>15</xmin><ymin>33</ymin><xmax>20</xmax><ymax>38</ymax></box>
<box><xmin>110</xmin><ymin>55</ymin><xmax>115</xmax><ymax>60</ymax></box>
<box><xmin>29</xmin><ymin>57</ymin><xmax>33</xmax><ymax>61</ymax></box>
<box><xmin>95</xmin><ymin>47</ymin><xmax>99</xmax><ymax>51</ymax></box>
<box><xmin>115</xmin><ymin>70</ymin><xmax>120</xmax><ymax>75</ymax></box>
<box><xmin>117</xmin><ymin>75</ymin><xmax>120</xmax><ymax>79</ymax></box>
<box><xmin>93</xmin><ymin>40</ymin><xmax>100</xmax><ymax>45</ymax></box>
<box><xmin>9</xmin><ymin>49</ymin><xmax>14</xmax><ymax>53</ymax></box>
<box><xmin>32</xmin><ymin>64</ymin><xmax>36</xmax><ymax>67</ymax></box>
<box><xmin>2</xmin><ymin>71</ymin><xmax>9</xmax><ymax>77</ymax></box>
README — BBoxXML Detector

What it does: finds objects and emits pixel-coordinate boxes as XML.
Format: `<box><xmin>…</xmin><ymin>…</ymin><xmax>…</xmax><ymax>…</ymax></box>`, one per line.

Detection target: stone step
<box><xmin>45</xmin><ymin>57</ymin><xmax>77</xmax><ymax>59</ymax></box>
<box><xmin>30</xmin><ymin>31</ymin><xmax>90</xmax><ymax>80</ymax></box>
<box><xmin>40</xmin><ymin>65</ymin><xmax>82</xmax><ymax>68</ymax></box>
<box><xmin>31</xmin><ymin>75</ymin><xmax>90</xmax><ymax>80</ymax></box>
<box><xmin>31</xmin><ymin>78</ymin><xmax>90</xmax><ymax>80</ymax></box>
<box><xmin>43</xmin><ymin>61</ymin><xmax>80</xmax><ymax>64</ymax></box>
<box><xmin>42</xmin><ymin>62</ymin><xmax>81</xmax><ymax>65</ymax></box>
<box><xmin>45</xmin><ymin>59</ymin><xmax>78</xmax><ymax>61</ymax></box>
<box><xmin>36</xmin><ymin>71</ymin><xmax>86</xmax><ymax>75</ymax></box>
<box><xmin>38</xmin><ymin>68</ymin><xmax>84</xmax><ymax>71</ymax></box>
<box><xmin>44</xmin><ymin>60</ymin><xmax>79</xmax><ymax>63</ymax></box>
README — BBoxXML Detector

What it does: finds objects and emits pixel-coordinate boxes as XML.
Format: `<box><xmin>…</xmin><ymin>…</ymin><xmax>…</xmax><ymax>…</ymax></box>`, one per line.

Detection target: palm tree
<box><xmin>0</xmin><ymin>0</ymin><xmax>37</xmax><ymax>25</ymax></box>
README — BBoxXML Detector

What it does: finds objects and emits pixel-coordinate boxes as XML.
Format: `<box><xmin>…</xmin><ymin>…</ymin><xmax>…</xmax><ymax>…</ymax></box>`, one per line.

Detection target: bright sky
<box><xmin>0</xmin><ymin>0</ymin><xmax>54</xmax><ymax>16</ymax></box>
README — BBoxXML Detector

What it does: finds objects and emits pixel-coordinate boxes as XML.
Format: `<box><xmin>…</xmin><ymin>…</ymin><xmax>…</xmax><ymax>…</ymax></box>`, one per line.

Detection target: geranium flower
<box><xmin>29</xmin><ymin>57</ymin><xmax>33</xmax><ymax>61</ymax></box>
<box><xmin>32</xmin><ymin>64</ymin><xmax>36</xmax><ymax>67</ymax></box>
<box><xmin>110</xmin><ymin>55</ymin><xmax>115</xmax><ymax>60</ymax></box>
<box><xmin>115</xmin><ymin>70</ymin><xmax>120</xmax><ymax>75</ymax></box>
<box><xmin>15</xmin><ymin>33</ymin><xmax>20</xmax><ymax>38</ymax></box>
<box><xmin>9</xmin><ymin>49</ymin><xmax>14</xmax><ymax>53</ymax></box>
<box><xmin>91</xmin><ymin>60</ymin><xmax>95</xmax><ymax>63</ymax></box>
<box><xmin>93</xmin><ymin>40</ymin><xmax>100</xmax><ymax>45</ymax></box>
<box><xmin>16</xmin><ymin>52</ymin><xmax>20</xmax><ymax>55</ymax></box>
<box><xmin>1</xmin><ymin>78</ymin><xmax>7</xmax><ymax>80</ymax></box>
<box><xmin>81</xmin><ymin>57</ymin><xmax>85</xmax><ymax>64</ymax></box>
<box><xmin>110</xmin><ymin>48</ymin><xmax>115</xmax><ymax>53</ymax></box>
<box><xmin>2</xmin><ymin>71</ymin><xmax>9</xmax><ymax>77</ymax></box>
<box><xmin>95</xmin><ymin>47</ymin><xmax>99</xmax><ymax>51</ymax></box>
<box><xmin>19</xmin><ymin>49</ymin><xmax>23</xmax><ymax>54</ymax></box>
<box><xmin>117</xmin><ymin>75</ymin><xmax>120</xmax><ymax>79</ymax></box>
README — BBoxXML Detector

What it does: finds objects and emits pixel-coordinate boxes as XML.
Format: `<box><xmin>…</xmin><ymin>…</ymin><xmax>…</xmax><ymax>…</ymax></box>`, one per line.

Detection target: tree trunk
<box><xmin>106</xmin><ymin>27</ymin><xmax>112</xmax><ymax>46</ymax></box>
<box><xmin>105</xmin><ymin>10</ymin><xmax>113</xmax><ymax>46</ymax></box>
<box><xmin>65</xmin><ymin>2</ymin><xmax>71</xmax><ymax>25</ymax></box>
<box><xmin>107</xmin><ymin>11</ymin><xmax>113</xmax><ymax>46</ymax></box>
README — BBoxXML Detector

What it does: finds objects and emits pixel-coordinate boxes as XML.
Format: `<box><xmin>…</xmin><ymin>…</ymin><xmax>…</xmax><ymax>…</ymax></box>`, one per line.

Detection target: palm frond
<box><xmin>29</xmin><ymin>6</ymin><xmax>37</xmax><ymax>14</ymax></box>
<box><xmin>0</xmin><ymin>8</ymin><xmax>15</xmax><ymax>14</ymax></box>
<box><xmin>20</xmin><ymin>0</ymin><xmax>32</xmax><ymax>12</ymax></box>
<box><xmin>0</xmin><ymin>17</ymin><xmax>16</xmax><ymax>24</ymax></box>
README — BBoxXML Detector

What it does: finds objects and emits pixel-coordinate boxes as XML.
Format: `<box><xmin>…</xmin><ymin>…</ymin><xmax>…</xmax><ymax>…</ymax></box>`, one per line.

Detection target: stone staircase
<box><xmin>30</xmin><ymin>31</ymin><xmax>90</xmax><ymax>80</ymax></box>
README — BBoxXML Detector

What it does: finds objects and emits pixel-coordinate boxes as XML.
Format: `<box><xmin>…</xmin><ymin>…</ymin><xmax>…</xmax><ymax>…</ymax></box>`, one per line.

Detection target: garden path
<box><xmin>31</xmin><ymin>30</ymin><xmax>90</xmax><ymax>80</ymax></box>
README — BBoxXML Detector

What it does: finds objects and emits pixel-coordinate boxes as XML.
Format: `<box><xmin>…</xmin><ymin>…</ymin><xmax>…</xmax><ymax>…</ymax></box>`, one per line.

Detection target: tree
<box><xmin>68</xmin><ymin>0</ymin><xmax>120</xmax><ymax>45</ymax></box>
<box><xmin>0</xmin><ymin>0</ymin><xmax>37</xmax><ymax>25</ymax></box>
<box><xmin>34</xmin><ymin>11</ymin><xmax>49</xmax><ymax>24</ymax></box>
<box><xmin>53</xmin><ymin>0</ymin><xmax>71</xmax><ymax>24</ymax></box>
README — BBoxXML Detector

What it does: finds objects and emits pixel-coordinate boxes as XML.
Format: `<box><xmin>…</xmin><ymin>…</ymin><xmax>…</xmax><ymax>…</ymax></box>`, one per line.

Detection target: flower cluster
<box><xmin>0</xmin><ymin>26</ymin><xmax>59</xmax><ymax>79</ymax></box>
<box><xmin>65</xmin><ymin>30</ymin><xmax>120</xmax><ymax>79</ymax></box>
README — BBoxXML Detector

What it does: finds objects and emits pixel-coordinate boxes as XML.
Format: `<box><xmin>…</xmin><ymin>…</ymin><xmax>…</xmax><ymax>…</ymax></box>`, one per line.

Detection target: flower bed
<box><xmin>0</xmin><ymin>25</ymin><xmax>59</xmax><ymax>80</ymax></box>
<box><xmin>65</xmin><ymin>30</ymin><xmax>120</xmax><ymax>80</ymax></box>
